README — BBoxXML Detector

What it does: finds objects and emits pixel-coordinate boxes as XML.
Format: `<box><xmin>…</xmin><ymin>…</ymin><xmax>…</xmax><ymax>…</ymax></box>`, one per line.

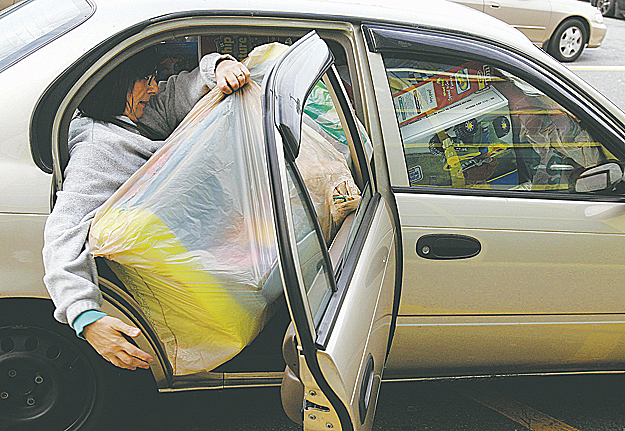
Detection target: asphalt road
<box><xmin>111</xmin><ymin>373</ymin><xmax>625</xmax><ymax>431</ymax></box>
<box><xmin>106</xmin><ymin>17</ymin><xmax>625</xmax><ymax>431</ymax></box>
<box><xmin>568</xmin><ymin>16</ymin><xmax>625</xmax><ymax>111</ymax></box>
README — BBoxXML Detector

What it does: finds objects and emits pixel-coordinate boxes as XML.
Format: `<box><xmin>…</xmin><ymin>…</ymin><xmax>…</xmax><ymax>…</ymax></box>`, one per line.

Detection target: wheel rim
<box><xmin>597</xmin><ymin>0</ymin><xmax>612</xmax><ymax>14</ymax></box>
<box><xmin>0</xmin><ymin>326</ymin><xmax>98</xmax><ymax>431</ymax></box>
<box><xmin>558</xmin><ymin>26</ymin><xmax>582</xmax><ymax>59</ymax></box>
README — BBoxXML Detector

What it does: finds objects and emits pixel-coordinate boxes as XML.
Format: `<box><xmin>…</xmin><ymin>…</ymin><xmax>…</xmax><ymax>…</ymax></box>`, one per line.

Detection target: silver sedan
<box><xmin>452</xmin><ymin>0</ymin><xmax>607</xmax><ymax>61</ymax></box>
<box><xmin>1</xmin><ymin>1</ymin><xmax>624</xmax><ymax>430</ymax></box>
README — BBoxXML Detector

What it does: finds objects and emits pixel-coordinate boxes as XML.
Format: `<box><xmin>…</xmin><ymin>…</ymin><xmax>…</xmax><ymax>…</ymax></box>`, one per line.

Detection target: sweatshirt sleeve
<box><xmin>138</xmin><ymin>52</ymin><xmax>235</xmax><ymax>139</ymax></box>
<box><xmin>42</xmin><ymin>121</ymin><xmax>135</xmax><ymax>326</ymax></box>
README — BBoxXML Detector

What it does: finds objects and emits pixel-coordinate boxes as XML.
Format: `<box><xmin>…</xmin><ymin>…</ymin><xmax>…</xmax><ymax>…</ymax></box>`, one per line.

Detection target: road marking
<box><xmin>456</xmin><ymin>385</ymin><xmax>581</xmax><ymax>431</ymax></box>
<box><xmin>567</xmin><ymin>65</ymin><xmax>625</xmax><ymax>71</ymax></box>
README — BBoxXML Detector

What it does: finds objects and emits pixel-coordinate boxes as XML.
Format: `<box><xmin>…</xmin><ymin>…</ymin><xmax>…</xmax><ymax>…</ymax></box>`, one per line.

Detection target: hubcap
<box><xmin>559</xmin><ymin>26</ymin><xmax>582</xmax><ymax>59</ymax></box>
<box><xmin>0</xmin><ymin>326</ymin><xmax>97</xmax><ymax>431</ymax></box>
<box><xmin>597</xmin><ymin>0</ymin><xmax>612</xmax><ymax>14</ymax></box>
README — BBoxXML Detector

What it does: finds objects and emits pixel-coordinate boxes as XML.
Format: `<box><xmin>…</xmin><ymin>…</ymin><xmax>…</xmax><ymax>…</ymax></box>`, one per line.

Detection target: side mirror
<box><xmin>574</xmin><ymin>162</ymin><xmax>624</xmax><ymax>193</ymax></box>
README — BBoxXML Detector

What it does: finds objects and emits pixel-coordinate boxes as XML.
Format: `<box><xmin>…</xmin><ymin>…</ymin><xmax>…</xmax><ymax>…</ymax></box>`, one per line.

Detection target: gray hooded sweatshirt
<box><xmin>42</xmin><ymin>53</ymin><xmax>233</xmax><ymax>327</ymax></box>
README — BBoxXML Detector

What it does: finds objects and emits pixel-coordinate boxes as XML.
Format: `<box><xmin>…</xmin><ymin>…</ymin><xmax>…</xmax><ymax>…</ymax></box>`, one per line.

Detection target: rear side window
<box><xmin>383</xmin><ymin>54</ymin><xmax>619</xmax><ymax>195</ymax></box>
<box><xmin>0</xmin><ymin>0</ymin><xmax>94</xmax><ymax>73</ymax></box>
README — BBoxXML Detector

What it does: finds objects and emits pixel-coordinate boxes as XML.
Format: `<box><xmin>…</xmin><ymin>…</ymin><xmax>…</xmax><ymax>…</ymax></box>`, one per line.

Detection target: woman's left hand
<box><xmin>83</xmin><ymin>316</ymin><xmax>154</xmax><ymax>370</ymax></box>
<box><xmin>215</xmin><ymin>60</ymin><xmax>250</xmax><ymax>94</ymax></box>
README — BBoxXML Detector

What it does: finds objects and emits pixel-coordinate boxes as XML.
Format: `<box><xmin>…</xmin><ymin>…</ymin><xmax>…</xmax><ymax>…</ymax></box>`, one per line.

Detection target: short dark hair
<box><xmin>78</xmin><ymin>47</ymin><xmax>159</xmax><ymax>122</ymax></box>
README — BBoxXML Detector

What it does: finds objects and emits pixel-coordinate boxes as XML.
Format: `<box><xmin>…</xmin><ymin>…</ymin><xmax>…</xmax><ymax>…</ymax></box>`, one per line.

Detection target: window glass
<box><xmin>297</xmin><ymin>79</ymin><xmax>367</xmax><ymax>245</ymax></box>
<box><xmin>0</xmin><ymin>0</ymin><xmax>93</xmax><ymax>73</ymax></box>
<box><xmin>286</xmin><ymin>75</ymin><xmax>371</xmax><ymax>325</ymax></box>
<box><xmin>286</xmin><ymin>162</ymin><xmax>334</xmax><ymax>326</ymax></box>
<box><xmin>383</xmin><ymin>55</ymin><xmax>618</xmax><ymax>194</ymax></box>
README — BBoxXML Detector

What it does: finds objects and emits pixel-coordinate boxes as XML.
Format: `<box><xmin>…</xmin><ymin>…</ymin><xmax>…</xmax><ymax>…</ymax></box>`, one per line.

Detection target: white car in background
<box><xmin>452</xmin><ymin>0</ymin><xmax>606</xmax><ymax>61</ymax></box>
<box><xmin>2</xmin><ymin>0</ymin><xmax>625</xmax><ymax>430</ymax></box>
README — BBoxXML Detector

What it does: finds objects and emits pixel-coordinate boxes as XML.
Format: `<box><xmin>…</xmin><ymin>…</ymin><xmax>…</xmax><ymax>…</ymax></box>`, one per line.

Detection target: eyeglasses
<box><xmin>143</xmin><ymin>74</ymin><xmax>156</xmax><ymax>85</ymax></box>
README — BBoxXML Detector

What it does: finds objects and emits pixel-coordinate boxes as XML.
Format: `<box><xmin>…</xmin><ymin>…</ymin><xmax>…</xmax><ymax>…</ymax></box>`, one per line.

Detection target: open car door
<box><xmin>263</xmin><ymin>32</ymin><xmax>399</xmax><ymax>430</ymax></box>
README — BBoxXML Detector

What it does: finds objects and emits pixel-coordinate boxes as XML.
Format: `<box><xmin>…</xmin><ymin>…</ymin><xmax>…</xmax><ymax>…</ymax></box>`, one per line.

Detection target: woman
<box><xmin>42</xmin><ymin>47</ymin><xmax>250</xmax><ymax>371</ymax></box>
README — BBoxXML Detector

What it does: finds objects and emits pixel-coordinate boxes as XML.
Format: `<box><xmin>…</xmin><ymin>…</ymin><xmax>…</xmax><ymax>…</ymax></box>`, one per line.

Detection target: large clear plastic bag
<box><xmin>494</xmin><ymin>76</ymin><xmax>607</xmax><ymax>191</ymax></box>
<box><xmin>89</xmin><ymin>43</ymin><xmax>360</xmax><ymax>374</ymax></box>
<box><xmin>298</xmin><ymin>117</ymin><xmax>361</xmax><ymax>243</ymax></box>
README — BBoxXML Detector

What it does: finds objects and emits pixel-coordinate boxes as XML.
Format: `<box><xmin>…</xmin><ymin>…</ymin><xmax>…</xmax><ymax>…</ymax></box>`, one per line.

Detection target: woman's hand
<box><xmin>215</xmin><ymin>59</ymin><xmax>250</xmax><ymax>94</ymax></box>
<box><xmin>82</xmin><ymin>316</ymin><xmax>154</xmax><ymax>370</ymax></box>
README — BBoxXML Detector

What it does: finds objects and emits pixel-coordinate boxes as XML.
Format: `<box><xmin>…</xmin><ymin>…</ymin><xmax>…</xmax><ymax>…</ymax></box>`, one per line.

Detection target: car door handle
<box><xmin>416</xmin><ymin>234</ymin><xmax>481</xmax><ymax>260</ymax></box>
<box><xmin>488</xmin><ymin>2</ymin><xmax>500</xmax><ymax>8</ymax></box>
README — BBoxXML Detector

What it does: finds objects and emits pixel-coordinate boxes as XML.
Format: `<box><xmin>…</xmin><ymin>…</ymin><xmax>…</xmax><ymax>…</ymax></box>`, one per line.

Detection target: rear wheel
<box><xmin>0</xmin><ymin>300</ymin><xmax>111</xmax><ymax>431</ymax></box>
<box><xmin>548</xmin><ymin>18</ymin><xmax>587</xmax><ymax>62</ymax></box>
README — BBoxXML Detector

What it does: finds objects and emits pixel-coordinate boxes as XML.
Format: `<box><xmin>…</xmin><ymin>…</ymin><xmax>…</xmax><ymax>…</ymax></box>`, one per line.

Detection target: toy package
<box><xmin>392</xmin><ymin>61</ymin><xmax>493</xmax><ymax>127</ymax></box>
<box><xmin>402</xmin><ymin>85</ymin><xmax>518</xmax><ymax>189</ymax></box>
<box><xmin>89</xmin><ymin>43</ymin><xmax>360</xmax><ymax>375</ymax></box>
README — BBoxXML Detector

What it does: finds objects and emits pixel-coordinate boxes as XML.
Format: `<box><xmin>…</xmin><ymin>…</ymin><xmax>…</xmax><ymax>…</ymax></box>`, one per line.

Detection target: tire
<box><xmin>596</xmin><ymin>0</ymin><xmax>616</xmax><ymax>16</ymax></box>
<box><xmin>0</xmin><ymin>300</ymin><xmax>112</xmax><ymax>431</ymax></box>
<box><xmin>547</xmin><ymin>18</ymin><xmax>588</xmax><ymax>62</ymax></box>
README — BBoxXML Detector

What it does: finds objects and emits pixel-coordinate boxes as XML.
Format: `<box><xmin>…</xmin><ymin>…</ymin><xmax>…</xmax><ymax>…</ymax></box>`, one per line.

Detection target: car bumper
<box><xmin>588</xmin><ymin>21</ymin><xmax>607</xmax><ymax>48</ymax></box>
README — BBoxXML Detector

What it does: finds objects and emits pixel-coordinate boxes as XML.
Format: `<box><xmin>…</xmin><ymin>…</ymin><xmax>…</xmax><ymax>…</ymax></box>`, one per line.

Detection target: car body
<box><xmin>0</xmin><ymin>0</ymin><xmax>20</xmax><ymax>11</ymax></box>
<box><xmin>2</xmin><ymin>0</ymin><xmax>625</xmax><ymax>430</ymax></box>
<box><xmin>452</xmin><ymin>0</ymin><xmax>606</xmax><ymax>61</ymax></box>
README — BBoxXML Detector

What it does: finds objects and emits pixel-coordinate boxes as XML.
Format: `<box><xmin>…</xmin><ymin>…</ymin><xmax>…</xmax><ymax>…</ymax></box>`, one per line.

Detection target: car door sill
<box><xmin>381</xmin><ymin>369</ymin><xmax>625</xmax><ymax>383</ymax></box>
<box><xmin>161</xmin><ymin>371</ymin><xmax>284</xmax><ymax>392</ymax></box>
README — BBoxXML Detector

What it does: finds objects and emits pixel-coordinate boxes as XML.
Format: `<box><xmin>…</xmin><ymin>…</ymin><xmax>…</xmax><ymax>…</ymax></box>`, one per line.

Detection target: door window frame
<box><xmin>265</xmin><ymin>40</ymin><xmax>378</xmax><ymax>347</ymax></box>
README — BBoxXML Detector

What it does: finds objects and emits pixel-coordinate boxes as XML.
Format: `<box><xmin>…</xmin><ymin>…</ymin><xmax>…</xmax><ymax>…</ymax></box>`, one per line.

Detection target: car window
<box><xmin>382</xmin><ymin>55</ymin><xmax>620</xmax><ymax>194</ymax></box>
<box><xmin>285</xmin><ymin>162</ymin><xmax>335</xmax><ymax>326</ymax></box>
<box><xmin>285</xmin><ymin>73</ymin><xmax>372</xmax><ymax>327</ymax></box>
<box><xmin>200</xmin><ymin>34</ymin><xmax>356</xmax><ymax>105</ymax></box>
<box><xmin>0</xmin><ymin>0</ymin><xmax>93</xmax><ymax>73</ymax></box>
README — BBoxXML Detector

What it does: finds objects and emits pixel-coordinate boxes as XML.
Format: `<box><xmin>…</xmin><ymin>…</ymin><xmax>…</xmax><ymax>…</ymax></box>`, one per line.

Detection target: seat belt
<box><xmin>107</xmin><ymin>117</ymin><xmax>164</xmax><ymax>141</ymax></box>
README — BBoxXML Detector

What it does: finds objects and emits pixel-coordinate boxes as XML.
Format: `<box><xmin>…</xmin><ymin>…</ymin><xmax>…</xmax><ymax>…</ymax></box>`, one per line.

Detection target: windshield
<box><xmin>0</xmin><ymin>0</ymin><xmax>93</xmax><ymax>73</ymax></box>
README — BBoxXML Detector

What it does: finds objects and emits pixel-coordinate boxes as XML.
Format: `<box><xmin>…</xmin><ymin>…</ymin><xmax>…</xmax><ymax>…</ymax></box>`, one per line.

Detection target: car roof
<box><xmin>2</xmin><ymin>0</ymin><xmax>547</xmax><ymax>92</ymax></box>
<box><xmin>91</xmin><ymin>0</ymin><xmax>537</xmax><ymax>53</ymax></box>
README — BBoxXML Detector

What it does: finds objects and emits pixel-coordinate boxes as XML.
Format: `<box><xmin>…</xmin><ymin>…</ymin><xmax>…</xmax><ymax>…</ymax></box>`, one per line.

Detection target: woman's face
<box><xmin>125</xmin><ymin>75</ymin><xmax>159</xmax><ymax>122</ymax></box>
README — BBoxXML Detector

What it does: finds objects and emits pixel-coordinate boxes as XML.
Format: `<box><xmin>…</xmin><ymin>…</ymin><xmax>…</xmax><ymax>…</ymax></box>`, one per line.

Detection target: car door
<box><xmin>484</xmin><ymin>0</ymin><xmax>552</xmax><ymax>43</ymax></box>
<box><xmin>263</xmin><ymin>32</ymin><xmax>399</xmax><ymax>430</ymax></box>
<box><xmin>363</xmin><ymin>24</ymin><xmax>625</xmax><ymax>377</ymax></box>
